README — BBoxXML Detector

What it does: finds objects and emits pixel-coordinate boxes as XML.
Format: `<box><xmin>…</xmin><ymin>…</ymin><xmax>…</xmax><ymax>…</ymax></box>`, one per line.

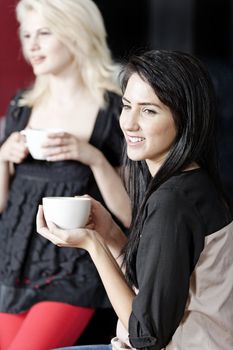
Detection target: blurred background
<box><xmin>1</xmin><ymin>0</ymin><xmax>232</xmax><ymax>195</ymax></box>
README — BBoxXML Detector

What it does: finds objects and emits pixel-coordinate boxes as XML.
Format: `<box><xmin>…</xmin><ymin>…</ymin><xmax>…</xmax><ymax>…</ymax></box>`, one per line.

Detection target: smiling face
<box><xmin>120</xmin><ymin>73</ymin><xmax>177</xmax><ymax>175</ymax></box>
<box><xmin>20</xmin><ymin>9</ymin><xmax>74</xmax><ymax>77</ymax></box>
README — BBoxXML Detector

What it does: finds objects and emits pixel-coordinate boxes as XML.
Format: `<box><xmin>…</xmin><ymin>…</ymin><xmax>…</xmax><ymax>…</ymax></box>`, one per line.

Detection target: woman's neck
<box><xmin>48</xmin><ymin>75</ymin><xmax>86</xmax><ymax>103</ymax></box>
<box><xmin>43</xmin><ymin>59</ymin><xmax>88</xmax><ymax>104</ymax></box>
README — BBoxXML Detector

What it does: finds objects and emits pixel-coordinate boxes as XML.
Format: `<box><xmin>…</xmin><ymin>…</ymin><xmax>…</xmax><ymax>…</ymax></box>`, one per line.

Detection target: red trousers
<box><xmin>0</xmin><ymin>301</ymin><xmax>95</xmax><ymax>350</ymax></box>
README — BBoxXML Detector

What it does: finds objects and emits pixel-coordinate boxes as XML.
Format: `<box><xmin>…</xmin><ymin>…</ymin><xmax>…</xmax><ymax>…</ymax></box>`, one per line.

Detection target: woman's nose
<box><xmin>29</xmin><ymin>35</ymin><xmax>40</xmax><ymax>51</ymax></box>
<box><xmin>120</xmin><ymin>109</ymin><xmax>140</xmax><ymax>131</ymax></box>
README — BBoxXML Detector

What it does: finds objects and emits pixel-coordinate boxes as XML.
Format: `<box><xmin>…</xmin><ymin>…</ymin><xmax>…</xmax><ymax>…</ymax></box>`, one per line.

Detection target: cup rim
<box><xmin>42</xmin><ymin>196</ymin><xmax>91</xmax><ymax>201</ymax></box>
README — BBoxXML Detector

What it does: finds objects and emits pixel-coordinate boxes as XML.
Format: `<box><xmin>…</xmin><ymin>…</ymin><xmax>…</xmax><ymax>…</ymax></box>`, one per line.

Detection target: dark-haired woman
<box><xmin>37</xmin><ymin>50</ymin><xmax>233</xmax><ymax>350</ymax></box>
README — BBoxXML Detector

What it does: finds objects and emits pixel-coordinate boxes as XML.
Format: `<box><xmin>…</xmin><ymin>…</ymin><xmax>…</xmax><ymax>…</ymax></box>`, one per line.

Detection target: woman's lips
<box><xmin>30</xmin><ymin>56</ymin><xmax>46</xmax><ymax>65</ymax></box>
<box><xmin>127</xmin><ymin>135</ymin><xmax>145</xmax><ymax>145</ymax></box>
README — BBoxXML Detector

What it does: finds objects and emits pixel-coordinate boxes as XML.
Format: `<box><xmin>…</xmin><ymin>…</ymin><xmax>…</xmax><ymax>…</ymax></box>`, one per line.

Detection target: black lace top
<box><xmin>0</xmin><ymin>91</ymin><xmax>123</xmax><ymax>313</ymax></box>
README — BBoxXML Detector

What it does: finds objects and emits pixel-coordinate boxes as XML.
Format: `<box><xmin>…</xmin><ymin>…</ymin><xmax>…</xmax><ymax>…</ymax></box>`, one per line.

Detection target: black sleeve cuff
<box><xmin>128</xmin><ymin>312</ymin><xmax>158</xmax><ymax>349</ymax></box>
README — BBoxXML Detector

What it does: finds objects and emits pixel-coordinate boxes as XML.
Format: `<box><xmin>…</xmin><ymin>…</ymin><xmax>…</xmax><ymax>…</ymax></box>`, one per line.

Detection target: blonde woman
<box><xmin>0</xmin><ymin>0</ymin><xmax>131</xmax><ymax>349</ymax></box>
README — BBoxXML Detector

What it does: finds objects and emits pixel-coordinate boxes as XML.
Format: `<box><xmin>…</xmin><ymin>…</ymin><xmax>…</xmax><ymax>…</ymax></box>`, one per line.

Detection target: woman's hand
<box><xmin>89</xmin><ymin>198</ymin><xmax>128</xmax><ymax>259</ymax></box>
<box><xmin>0</xmin><ymin>132</ymin><xmax>28</xmax><ymax>163</ymax></box>
<box><xmin>42</xmin><ymin>131</ymin><xmax>100</xmax><ymax>165</ymax></box>
<box><xmin>36</xmin><ymin>197</ymin><xmax>126</xmax><ymax>256</ymax></box>
<box><xmin>36</xmin><ymin>205</ymin><xmax>96</xmax><ymax>251</ymax></box>
<box><xmin>90</xmin><ymin>197</ymin><xmax>120</xmax><ymax>242</ymax></box>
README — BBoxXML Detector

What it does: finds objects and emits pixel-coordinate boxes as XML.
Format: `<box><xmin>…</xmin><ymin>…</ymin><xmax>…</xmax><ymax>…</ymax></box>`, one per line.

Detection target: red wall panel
<box><xmin>0</xmin><ymin>0</ymin><xmax>33</xmax><ymax>117</ymax></box>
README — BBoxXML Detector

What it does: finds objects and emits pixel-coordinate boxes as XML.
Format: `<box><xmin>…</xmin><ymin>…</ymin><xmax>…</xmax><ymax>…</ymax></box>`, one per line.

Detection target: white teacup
<box><xmin>42</xmin><ymin>196</ymin><xmax>91</xmax><ymax>230</ymax></box>
<box><xmin>21</xmin><ymin>128</ymin><xmax>63</xmax><ymax>160</ymax></box>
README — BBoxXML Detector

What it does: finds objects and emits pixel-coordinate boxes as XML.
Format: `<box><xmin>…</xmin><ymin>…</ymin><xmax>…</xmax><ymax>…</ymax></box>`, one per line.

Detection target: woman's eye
<box><xmin>122</xmin><ymin>104</ymin><xmax>131</xmax><ymax>110</ymax></box>
<box><xmin>38</xmin><ymin>28</ymin><xmax>52</xmax><ymax>36</ymax></box>
<box><xmin>142</xmin><ymin>108</ymin><xmax>157</xmax><ymax>115</ymax></box>
<box><xmin>39</xmin><ymin>31</ymin><xmax>51</xmax><ymax>36</ymax></box>
<box><xmin>22</xmin><ymin>33</ymin><xmax>30</xmax><ymax>39</ymax></box>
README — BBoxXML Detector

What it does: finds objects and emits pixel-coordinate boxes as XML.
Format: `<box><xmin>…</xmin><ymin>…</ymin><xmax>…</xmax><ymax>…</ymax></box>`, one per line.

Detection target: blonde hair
<box><xmin>16</xmin><ymin>0</ymin><xmax>121</xmax><ymax>107</ymax></box>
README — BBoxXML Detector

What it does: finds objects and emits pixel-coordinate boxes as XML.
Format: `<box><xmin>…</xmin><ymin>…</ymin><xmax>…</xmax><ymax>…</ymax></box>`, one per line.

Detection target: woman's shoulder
<box><xmin>146</xmin><ymin>170</ymin><xmax>200</xmax><ymax>205</ymax></box>
<box><xmin>104</xmin><ymin>90</ymin><xmax>121</xmax><ymax>111</ymax></box>
<box><xmin>4</xmin><ymin>89</ymin><xmax>31</xmax><ymax>136</ymax></box>
<box><xmin>146</xmin><ymin>182</ymin><xmax>192</xmax><ymax>220</ymax></box>
<box><xmin>105</xmin><ymin>90</ymin><xmax>121</xmax><ymax>101</ymax></box>
<box><xmin>97</xmin><ymin>90</ymin><xmax>122</xmax><ymax>135</ymax></box>
<box><xmin>150</xmin><ymin>169</ymin><xmax>217</xmax><ymax>201</ymax></box>
<box><xmin>147</xmin><ymin>169</ymin><xmax>232</xmax><ymax>234</ymax></box>
<box><xmin>6</xmin><ymin>89</ymin><xmax>29</xmax><ymax>115</ymax></box>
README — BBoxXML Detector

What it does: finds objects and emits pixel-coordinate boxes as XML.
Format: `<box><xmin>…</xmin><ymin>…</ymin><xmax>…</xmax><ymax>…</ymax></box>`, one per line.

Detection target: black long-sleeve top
<box><xmin>125</xmin><ymin>169</ymin><xmax>233</xmax><ymax>350</ymax></box>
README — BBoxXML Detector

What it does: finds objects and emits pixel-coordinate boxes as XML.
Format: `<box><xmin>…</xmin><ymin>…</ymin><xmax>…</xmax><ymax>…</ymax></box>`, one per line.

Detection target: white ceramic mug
<box><xmin>21</xmin><ymin>128</ymin><xmax>63</xmax><ymax>160</ymax></box>
<box><xmin>42</xmin><ymin>196</ymin><xmax>91</xmax><ymax>229</ymax></box>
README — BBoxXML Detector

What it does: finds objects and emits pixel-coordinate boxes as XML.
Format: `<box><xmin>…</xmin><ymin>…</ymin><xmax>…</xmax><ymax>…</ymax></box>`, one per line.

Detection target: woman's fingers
<box><xmin>36</xmin><ymin>203</ymin><xmax>98</xmax><ymax>251</ymax></box>
<box><xmin>38</xmin><ymin>226</ymin><xmax>67</xmax><ymax>247</ymax></box>
<box><xmin>36</xmin><ymin>206</ymin><xmax>67</xmax><ymax>246</ymax></box>
<box><xmin>42</xmin><ymin>132</ymin><xmax>71</xmax><ymax>147</ymax></box>
<box><xmin>0</xmin><ymin>132</ymin><xmax>28</xmax><ymax>163</ymax></box>
<box><xmin>36</xmin><ymin>205</ymin><xmax>82</xmax><ymax>247</ymax></box>
<box><xmin>40</xmin><ymin>133</ymin><xmax>79</xmax><ymax>161</ymax></box>
<box><xmin>36</xmin><ymin>205</ymin><xmax>47</xmax><ymax>226</ymax></box>
<box><xmin>45</xmin><ymin>149</ymin><xmax>75</xmax><ymax>161</ymax></box>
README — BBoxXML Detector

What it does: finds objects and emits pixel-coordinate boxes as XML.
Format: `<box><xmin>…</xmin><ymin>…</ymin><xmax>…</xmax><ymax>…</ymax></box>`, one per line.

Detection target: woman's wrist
<box><xmin>86</xmin><ymin>222</ymin><xmax>126</xmax><ymax>262</ymax></box>
<box><xmin>106</xmin><ymin>222</ymin><xmax>127</xmax><ymax>259</ymax></box>
<box><xmin>87</xmin><ymin>229</ymin><xmax>109</xmax><ymax>259</ymax></box>
<box><xmin>89</xmin><ymin>148</ymin><xmax>105</xmax><ymax>169</ymax></box>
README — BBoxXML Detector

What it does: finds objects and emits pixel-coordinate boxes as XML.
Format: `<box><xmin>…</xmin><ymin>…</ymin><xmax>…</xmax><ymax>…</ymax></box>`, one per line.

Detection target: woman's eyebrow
<box><xmin>122</xmin><ymin>96</ymin><xmax>131</xmax><ymax>103</ymax></box>
<box><xmin>122</xmin><ymin>96</ymin><xmax>161</xmax><ymax>109</ymax></box>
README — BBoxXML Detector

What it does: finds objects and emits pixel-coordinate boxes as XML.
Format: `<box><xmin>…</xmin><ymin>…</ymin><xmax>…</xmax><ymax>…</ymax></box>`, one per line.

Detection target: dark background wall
<box><xmin>194</xmin><ymin>0</ymin><xmax>232</xmax><ymax>59</ymax></box>
<box><xmin>0</xmin><ymin>0</ymin><xmax>34</xmax><ymax>117</ymax></box>
<box><xmin>94</xmin><ymin>0</ymin><xmax>149</xmax><ymax>60</ymax></box>
<box><xmin>0</xmin><ymin>0</ymin><xmax>233</xmax><ymax>194</ymax></box>
<box><xmin>1</xmin><ymin>0</ymin><xmax>232</xmax><ymax>116</ymax></box>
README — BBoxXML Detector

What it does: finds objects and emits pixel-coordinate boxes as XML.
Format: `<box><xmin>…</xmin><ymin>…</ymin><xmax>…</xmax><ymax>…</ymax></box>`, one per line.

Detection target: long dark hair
<box><xmin>121</xmin><ymin>50</ymin><xmax>229</xmax><ymax>287</ymax></box>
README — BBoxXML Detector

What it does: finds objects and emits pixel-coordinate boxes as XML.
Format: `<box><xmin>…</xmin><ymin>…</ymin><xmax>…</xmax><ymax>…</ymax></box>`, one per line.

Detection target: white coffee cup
<box><xmin>21</xmin><ymin>128</ymin><xmax>64</xmax><ymax>160</ymax></box>
<box><xmin>42</xmin><ymin>196</ymin><xmax>91</xmax><ymax>229</ymax></box>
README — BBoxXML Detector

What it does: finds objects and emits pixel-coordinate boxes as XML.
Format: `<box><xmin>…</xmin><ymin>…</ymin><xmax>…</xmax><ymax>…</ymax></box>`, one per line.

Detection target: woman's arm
<box><xmin>42</xmin><ymin>132</ymin><xmax>131</xmax><ymax>228</ymax></box>
<box><xmin>90</xmin><ymin>235</ymin><xmax>135</xmax><ymax>330</ymax></box>
<box><xmin>0</xmin><ymin>158</ymin><xmax>10</xmax><ymax>212</ymax></box>
<box><xmin>0</xmin><ymin>132</ymin><xmax>28</xmax><ymax>212</ymax></box>
<box><xmin>89</xmin><ymin>148</ymin><xmax>131</xmax><ymax>228</ymax></box>
<box><xmin>89</xmin><ymin>197</ymin><xmax>128</xmax><ymax>263</ymax></box>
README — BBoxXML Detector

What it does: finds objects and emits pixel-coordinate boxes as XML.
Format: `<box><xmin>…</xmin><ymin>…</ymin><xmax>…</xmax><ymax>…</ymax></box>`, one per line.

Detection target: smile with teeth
<box><xmin>128</xmin><ymin>136</ymin><xmax>145</xmax><ymax>143</ymax></box>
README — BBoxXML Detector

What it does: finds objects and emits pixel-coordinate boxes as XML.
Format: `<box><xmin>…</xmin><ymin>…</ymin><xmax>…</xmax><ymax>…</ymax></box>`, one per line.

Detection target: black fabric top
<box><xmin>0</xmin><ymin>91</ymin><xmax>123</xmax><ymax>313</ymax></box>
<box><xmin>128</xmin><ymin>169</ymin><xmax>232</xmax><ymax>349</ymax></box>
